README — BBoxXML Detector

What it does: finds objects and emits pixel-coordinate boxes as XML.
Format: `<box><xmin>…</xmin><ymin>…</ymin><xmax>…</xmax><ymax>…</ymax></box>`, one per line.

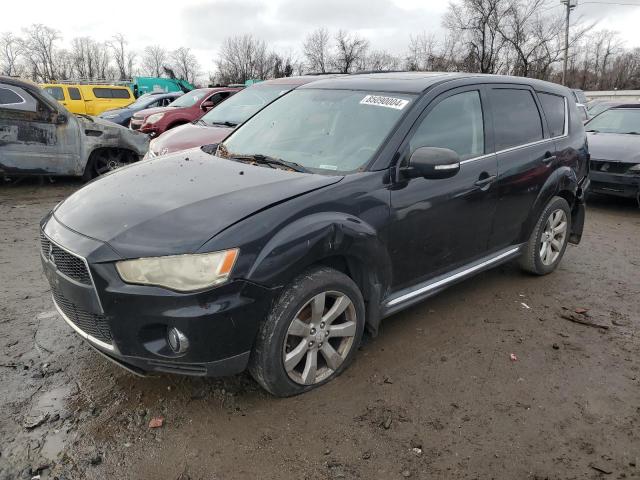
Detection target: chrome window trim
<box><xmin>42</xmin><ymin>230</ymin><xmax>105</xmax><ymax>313</ymax></box>
<box><xmin>52</xmin><ymin>298</ymin><xmax>114</xmax><ymax>352</ymax></box>
<box><xmin>385</xmin><ymin>246</ymin><xmax>521</xmax><ymax>307</ymax></box>
<box><xmin>460</xmin><ymin>94</ymin><xmax>569</xmax><ymax>166</ymax></box>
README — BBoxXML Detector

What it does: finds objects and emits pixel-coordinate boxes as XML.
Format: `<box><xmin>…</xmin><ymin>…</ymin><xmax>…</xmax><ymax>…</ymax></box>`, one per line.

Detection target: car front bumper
<box><xmin>589</xmin><ymin>170</ymin><xmax>640</xmax><ymax>199</ymax></box>
<box><xmin>40</xmin><ymin>215</ymin><xmax>277</xmax><ymax>377</ymax></box>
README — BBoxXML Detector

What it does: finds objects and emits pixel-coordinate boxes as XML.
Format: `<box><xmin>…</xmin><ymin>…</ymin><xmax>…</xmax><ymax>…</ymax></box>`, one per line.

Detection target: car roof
<box><xmin>1</xmin><ymin>76</ymin><xmax>40</xmax><ymax>92</ymax></box>
<box><xmin>254</xmin><ymin>75</ymin><xmax>344</xmax><ymax>87</ymax></box>
<box><xmin>297</xmin><ymin>72</ymin><xmax>570</xmax><ymax>95</ymax></box>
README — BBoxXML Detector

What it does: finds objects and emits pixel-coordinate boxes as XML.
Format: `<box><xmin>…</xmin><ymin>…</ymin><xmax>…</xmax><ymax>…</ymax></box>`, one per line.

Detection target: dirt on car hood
<box><xmin>53</xmin><ymin>148</ymin><xmax>342</xmax><ymax>258</ymax></box>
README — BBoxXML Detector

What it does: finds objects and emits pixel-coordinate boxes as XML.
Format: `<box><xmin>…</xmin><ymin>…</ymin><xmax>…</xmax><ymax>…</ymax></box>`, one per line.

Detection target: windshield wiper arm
<box><xmin>624</xmin><ymin>131</ymin><xmax>640</xmax><ymax>135</ymax></box>
<box><xmin>585</xmin><ymin>129</ymin><xmax>599</xmax><ymax>133</ymax></box>
<box><xmin>211</xmin><ymin>121</ymin><xmax>238</xmax><ymax>127</ymax></box>
<box><xmin>231</xmin><ymin>154</ymin><xmax>308</xmax><ymax>173</ymax></box>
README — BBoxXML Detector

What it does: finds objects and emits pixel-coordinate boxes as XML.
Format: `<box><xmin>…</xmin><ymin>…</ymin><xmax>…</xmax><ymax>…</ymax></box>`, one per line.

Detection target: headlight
<box><xmin>145</xmin><ymin>113</ymin><xmax>165</xmax><ymax>124</ymax></box>
<box><xmin>628</xmin><ymin>164</ymin><xmax>640</xmax><ymax>173</ymax></box>
<box><xmin>116</xmin><ymin>249</ymin><xmax>239</xmax><ymax>292</ymax></box>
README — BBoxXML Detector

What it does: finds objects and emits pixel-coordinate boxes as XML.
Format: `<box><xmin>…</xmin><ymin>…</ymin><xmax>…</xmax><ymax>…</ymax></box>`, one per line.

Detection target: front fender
<box><xmin>247</xmin><ymin>211</ymin><xmax>392</xmax><ymax>293</ymax></box>
<box><xmin>520</xmin><ymin>166</ymin><xmax>577</xmax><ymax>243</ymax></box>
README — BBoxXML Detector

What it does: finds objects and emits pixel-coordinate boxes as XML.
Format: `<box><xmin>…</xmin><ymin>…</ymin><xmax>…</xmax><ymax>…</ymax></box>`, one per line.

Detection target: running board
<box><xmin>381</xmin><ymin>245</ymin><xmax>523</xmax><ymax>317</ymax></box>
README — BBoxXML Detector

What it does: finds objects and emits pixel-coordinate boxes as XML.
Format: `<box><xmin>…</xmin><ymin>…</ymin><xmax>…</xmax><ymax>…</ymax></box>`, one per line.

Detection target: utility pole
<box><xmin>561</xmin><ymin>0</ymin><xmax>577</xmax><ymax>86</ymax></box>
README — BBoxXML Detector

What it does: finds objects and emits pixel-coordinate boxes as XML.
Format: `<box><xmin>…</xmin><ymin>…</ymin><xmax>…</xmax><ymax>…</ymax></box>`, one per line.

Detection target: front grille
<box><xmin>52</xmin><ymin>287</ymin><xmax>112</xmax><ymax>343</ymax></box>
<box><xmin>40</xmin><ymin>232</ymin><xmax>92</xmax><ymax>285</ymax></box>
<box><xmin>591</xmin><ymin>160</ymin><xmax>634</xmax><ymax>174</ymax></box>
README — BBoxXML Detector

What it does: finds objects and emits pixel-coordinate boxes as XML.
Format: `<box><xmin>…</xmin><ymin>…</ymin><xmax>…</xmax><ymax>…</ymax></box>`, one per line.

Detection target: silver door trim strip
<box><xmin>385</xmin><ymin>246</ymin><xmax>521</xmax><ymax>308</ymax></box>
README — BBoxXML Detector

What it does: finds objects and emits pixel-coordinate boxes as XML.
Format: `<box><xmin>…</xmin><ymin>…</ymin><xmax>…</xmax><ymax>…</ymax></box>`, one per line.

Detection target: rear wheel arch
<box><xmin>519</xmin><ymin>166</ymin><xmax>577</xmax><ymax>243</ymax></box>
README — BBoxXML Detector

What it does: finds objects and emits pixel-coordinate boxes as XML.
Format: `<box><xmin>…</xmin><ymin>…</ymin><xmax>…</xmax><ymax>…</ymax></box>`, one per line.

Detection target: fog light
<box><xmin>167</xmin><ymin>327</ymin><xmax>189</xmax><ymax>354</ymax></box>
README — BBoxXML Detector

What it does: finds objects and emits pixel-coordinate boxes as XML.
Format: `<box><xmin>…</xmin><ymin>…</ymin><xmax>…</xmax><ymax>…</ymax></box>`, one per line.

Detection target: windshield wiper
<box><xmin>210</xmin><ymin>121</ymin><xmax>238</xmax><ymax>127</ymax></box>
<box><xmin>585</xmin><ymin>129</ymin><xmax>599</xmax><ymax>133</ymax></box>
<box><xmin>230</xmin><ymin>154</ymin><xmax>308</xmax><ymax>173</ymax></box>
<box><xmin>193</xmin><ymin>119</ymin><xmax>207</xmax><ymax>126</ymax></box>
<box><xmin>624</xmin><ymin>131</ymin><xmax>640</xmax><ymax>135</ymax></box>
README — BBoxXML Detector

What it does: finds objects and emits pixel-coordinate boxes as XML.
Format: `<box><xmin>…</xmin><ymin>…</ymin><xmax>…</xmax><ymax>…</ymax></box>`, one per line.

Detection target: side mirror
<box><xmin>201</xmin><ymin>100</ymin><xmax>215</xmax><ymax>110</ymax></box>
<box><xmin>55</xmin><ymin>113</ymin><xmax>68</xmax><ymax>125</ymax></box>
<box><xmin>402</xmin><ymin>147</ymin><xmax>461</xmax><ymax>180</ymax></box>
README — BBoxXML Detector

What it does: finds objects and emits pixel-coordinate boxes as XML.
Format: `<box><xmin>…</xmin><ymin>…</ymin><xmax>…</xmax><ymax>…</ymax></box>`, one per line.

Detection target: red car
<box><xmin>130</xmin><ymin>87</ymin><xmax>241</xmax><ymax>137</ymax></box>
<box><xmin>146</xmin><ymin>76</ymin><xmax>334</xmax><ymax>157</ymax></box>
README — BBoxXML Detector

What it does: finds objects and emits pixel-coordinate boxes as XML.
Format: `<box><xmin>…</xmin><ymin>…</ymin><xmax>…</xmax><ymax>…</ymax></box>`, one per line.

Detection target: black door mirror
<box><xmin>403</xmin><ymin>147</ymin><xmax>461</xmax><ymax>179</ymax></box>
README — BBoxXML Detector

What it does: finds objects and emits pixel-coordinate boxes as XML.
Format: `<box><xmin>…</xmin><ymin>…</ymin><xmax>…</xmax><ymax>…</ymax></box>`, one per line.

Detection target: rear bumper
<box><xmin>589</xmin><ymin>171</ymin><xmax>640</xmax><ymax>198</ymax></box>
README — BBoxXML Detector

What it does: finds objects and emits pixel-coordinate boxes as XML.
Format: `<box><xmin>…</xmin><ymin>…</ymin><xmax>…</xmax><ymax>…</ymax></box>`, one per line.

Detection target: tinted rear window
<box><xmin>0</xmin><ymin>87</ymin><xmax>24</xmax><ymax>105</ymax></box>
<box><xmin>93</xmin><ymin>88</ymin><xmax>131</xmax><ymax>99</ymax></box>
<box><xmin>490</xmin><ymin>89</ymin><xmax>543</xmax><ymax>151</ymax></box>
<box><xmin>538</xmin><ymin>92</ymin><xmax>566</xmax><ymax>137</ymax></box>
<box><xmin>68</xmin><ymin>87</ymin><xmax>81</xmax><ymax>100</ymax></box>
<box><xmin>44</xmin><ymin>86</ymin><xmax>65</xmax><ymax>101</ymax></box>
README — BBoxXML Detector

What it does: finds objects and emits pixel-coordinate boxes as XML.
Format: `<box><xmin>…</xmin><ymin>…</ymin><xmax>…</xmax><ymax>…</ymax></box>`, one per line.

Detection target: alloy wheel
<box><xmin>282</xmin><ymin>291</ymin><xmax>357</xmax><ymax>385</ymax></box>
<box><xmin>539</xmin><ymin>209</ymin><xmax>568</xmax><ymax>266</ymax></box>
<box><xmin>95</xmin><ymin>150</ymin><xmax>127</xmax><ymax>176</ymax></box>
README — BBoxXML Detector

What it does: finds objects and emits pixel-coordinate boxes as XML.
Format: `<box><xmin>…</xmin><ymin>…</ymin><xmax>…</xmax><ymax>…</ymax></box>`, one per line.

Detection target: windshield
<box><xmin>587</xmin><ymin>102</ymin><xmax>612</xmax><ymax>118</ymax></box>
<box><xmin>201</xmin><ymin>84</ymin><xmax>291</xmax><ymax>126</ymax></box>
<box><xmin>131</xmin><ymin>95</ymin><xmax>165</xmax><ymax>108</ymax></box>
<box><xmin>168</xmin><ymin>90</ymin><xmax>207</xmax><ymax>108</ymax></box>
<box><xmin>221</xmin><ymin>89</ymin><xmax>415</xmax><ymax>173</ymax></box>
<box><xmin>585</xmin><ymin>108</ymin><xmax>640</xmax><ymax>134</ymax></box>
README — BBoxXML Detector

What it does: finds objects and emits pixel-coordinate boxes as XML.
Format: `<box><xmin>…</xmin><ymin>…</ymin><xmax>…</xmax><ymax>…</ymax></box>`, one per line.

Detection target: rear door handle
<box><xmin>474</xmin><ymin>175</ymin><xmax>497</xmax><ymax>187</ymax></box>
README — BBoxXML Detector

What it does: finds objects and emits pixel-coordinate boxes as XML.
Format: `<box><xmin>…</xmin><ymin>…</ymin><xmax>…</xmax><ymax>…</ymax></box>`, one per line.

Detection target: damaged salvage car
<box><xmin>585</xmin><ymin>104</ymin><xmax>640</xmax><ymax>203</ymax></box>
<box><xmin>1</xmin><ymin>76</ymin><xmax>148</xmax><ymax>180</ymax></box>
<box><xmin>40</xmin><ymin>73</ymin><xmax>589</xmax><ymax>396</ymax></box>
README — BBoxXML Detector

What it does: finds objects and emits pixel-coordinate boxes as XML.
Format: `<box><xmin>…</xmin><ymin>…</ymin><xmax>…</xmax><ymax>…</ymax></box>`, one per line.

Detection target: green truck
<box><xmin>129</xmin><ymin>77</ymin><xmax>196</xmax><ymax>98</ymax></box>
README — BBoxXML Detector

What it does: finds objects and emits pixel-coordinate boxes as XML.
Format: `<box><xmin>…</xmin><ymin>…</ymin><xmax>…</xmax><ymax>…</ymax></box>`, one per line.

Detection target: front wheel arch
<box><xmin>82</xmin><ymin>147</ymin><xmax>139</xmax><ymax>181</ymax></box>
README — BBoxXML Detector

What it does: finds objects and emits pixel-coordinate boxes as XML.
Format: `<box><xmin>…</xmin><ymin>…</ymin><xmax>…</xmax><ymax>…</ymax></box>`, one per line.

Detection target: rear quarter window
<box><xmin>489</xmin><ymin>88</ymin><xmax>543</xmax><ymax>151</ymax></box>
<box><xmin>111</xmin><ymin>89</ymin><xmax>131</xmax><ymax>99</ymax></box>
<box><xmin>0</xmin><ymin>87</ymin><xmax>25</xmax><ymax>105</ymax></box>
<box><xmin>537</xmin><ymin>92</ymin><xmax>566</xmax><ymax>137</ymax></box>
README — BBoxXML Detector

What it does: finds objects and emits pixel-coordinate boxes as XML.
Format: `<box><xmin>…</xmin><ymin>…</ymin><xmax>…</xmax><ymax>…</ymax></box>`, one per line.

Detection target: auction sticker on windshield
<box><xmin>360</xmin><ymin>95</ymin><xmax>409</xmax><ymax>110</ymax></box>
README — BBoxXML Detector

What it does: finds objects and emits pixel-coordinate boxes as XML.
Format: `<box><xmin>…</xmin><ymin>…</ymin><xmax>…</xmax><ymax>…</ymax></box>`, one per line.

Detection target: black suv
<box><xmin>40</xmin><ymin>73</ymin><xmax>589</xmax><ymax>396</ymax></box>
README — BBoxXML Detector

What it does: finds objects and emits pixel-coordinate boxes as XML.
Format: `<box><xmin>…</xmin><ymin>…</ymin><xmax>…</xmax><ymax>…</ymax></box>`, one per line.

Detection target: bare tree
<box><xmin>171</xmin><ymin>47</ymin><xmax>200</xmax><ymax>84</ymax></box>
<box><xmin>361</xmin><ymin>50</ymin><xmax>400</xmax><ymax>71</ymax></box>
<box><xmin>110</xmin><ymin>33</ymin><xmax>135</xmax><ymax>80</ymax></box>
<box><xmin>69</xmin><ymin>37</ymin><xmax>111</xmax><ymax>79</ymax></box>
<box><xmin>19</xmin><ymin>24</ymin><xmax>61</xmax><ymax>82</ymax></box>
<box><xmin>214</xmin><ymin>35</ymin><xmax>271</xmax><ymax>84</ymax></box>
<box><xmin>332</xmin><ymin>30</ymin><xmax>369</xmax><ymax>73</ymax></box>
<box><xmin>444</xmin><ymin>0</ymin><xmax>507</xmax><ymax>74</ymax></box>
<box><xmin>0</xmin><ymin>32</ymin><xmax>23</xmax><ymax>76</ymax></box>
<box><xmin>142</xmin><ymin>45</ymin><xmax>168</xmax><ymax>77</ymax></box>
<box><xmin>303</xmin><ymin>28</ymin><xmax>332</xmax><ymax>73</ymax></box>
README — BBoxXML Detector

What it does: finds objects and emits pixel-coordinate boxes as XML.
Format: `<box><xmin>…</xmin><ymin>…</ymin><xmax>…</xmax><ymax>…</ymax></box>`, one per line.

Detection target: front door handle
<box><xmin>474</xmin><ymin>175</ymin><xmax>497</xmax><ymax>187</ymax></box>
<box><xmin>542</xmin><ymin>154</ymin><xmax>556</xmax><ymax>164</ymax></box>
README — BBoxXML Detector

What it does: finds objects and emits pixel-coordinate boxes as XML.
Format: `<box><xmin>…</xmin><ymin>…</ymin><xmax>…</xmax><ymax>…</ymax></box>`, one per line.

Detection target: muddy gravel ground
<box><xmin>1</xmin><ymin>180</ymin><xmax>639</xmax><ymax>480</ymax></box>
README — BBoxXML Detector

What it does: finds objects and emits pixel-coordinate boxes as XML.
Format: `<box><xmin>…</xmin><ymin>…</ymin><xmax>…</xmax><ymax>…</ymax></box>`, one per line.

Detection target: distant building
<box><xmin>586</xmin><ymin>90</ymin><xmax>640</xmax><ymax>102</ymax></box>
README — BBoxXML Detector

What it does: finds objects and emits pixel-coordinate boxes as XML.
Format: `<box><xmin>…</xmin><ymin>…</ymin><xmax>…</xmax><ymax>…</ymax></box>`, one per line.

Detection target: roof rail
<box><xmin>48</xmin><ymin>79</ymin><xmax>132</xmax><ymax>86</ymax></box>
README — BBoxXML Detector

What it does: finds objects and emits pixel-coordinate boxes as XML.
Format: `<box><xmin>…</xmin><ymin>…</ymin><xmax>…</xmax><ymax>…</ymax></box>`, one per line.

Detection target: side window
<box><xmin>409</xmin><ymin>90</ymin><xmax>484</xmax><ymax>160</ymax></box>
<box><xmin>68</xmin><ymin>87</ymin><xmax>81</xmax><ymax>100</ymax></box>
<box><xmin>537</xmin><ymin>92</ymin><xmax>566</xmax><ymax>137</ymax></box>
<box><xmin>93</xmin><ymin>88</ymin><xmax>112</xmax><ymax>98</ymax></box>
<box><xmin>0</xmin><ymin>85</ymin><xmax>38</xmax><ymax>112</ymax></box>
<box><xmin>490</xmin><ymin>88</ymin><xmax>543</xmax><ymax>151</ymax></box>
<box><xmin>0</xmin><ymin>87</ymin><xmax>25</xmax><ymax>106</ymax></box>
<box><xmin>111</xmin><ymin>89</ymin><xmax>131</xmax><ymax>99</ymax></box>
<box><xmin>44</xmin><ymin>86</ymin><xmax>65</xmax><ymax>101</ymax></box>
<box><xmin>208</xmin><ymin>93</ymin><xmax>223</xmax><ymax>105</ymax></box>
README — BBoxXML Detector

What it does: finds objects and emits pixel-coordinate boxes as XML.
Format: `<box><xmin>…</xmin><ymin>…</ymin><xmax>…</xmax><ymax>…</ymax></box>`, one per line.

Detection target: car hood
<box><xmin>99</xmin><ymin>107</ymin><xmax>131</xmax><ymax>117</ymax></box>
<box><xmin>150</xmin><ymin>123</ymin><xmax>233</xmax><ymax>155</ymax></box>
<box><xmin>587</xmin><ymin>132</ymin><xmax>640</xmax><ymax>164</ymax></box>
<box><xmin>53</xmin><ymin>148</ymin><xmax>343</xmax><ymax>258</ymax></box>
<box><xmin>133</xmin><ymin>106</ymin><xmax>174</xmax><ymax>119</ymax></box>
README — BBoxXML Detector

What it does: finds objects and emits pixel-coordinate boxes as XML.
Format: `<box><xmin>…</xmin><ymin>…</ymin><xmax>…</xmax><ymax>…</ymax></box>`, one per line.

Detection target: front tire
<box><xmin>249</xmin><ymin>267</ymin><xmax>365</xmax><ymax>397</ymax></box>
<box><xmin>519</xmin><ymin>196</ymin><xmax>571</xmax><ymax>275</ymax></box>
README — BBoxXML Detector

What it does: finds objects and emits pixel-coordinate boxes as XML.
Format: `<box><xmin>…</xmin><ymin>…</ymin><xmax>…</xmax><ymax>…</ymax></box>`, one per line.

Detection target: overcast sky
<box><xmin>2</xmin><ymin>0</ymin><xmax>640</xmax><ymax>75</ymax></box>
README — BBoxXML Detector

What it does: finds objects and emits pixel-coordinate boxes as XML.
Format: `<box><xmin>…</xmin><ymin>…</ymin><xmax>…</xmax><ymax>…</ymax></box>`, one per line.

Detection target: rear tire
<box><xmin>249</xmin><ymin>266</ymin><xmax>365</xmax><ymax>397</ymax></box>
<box><xmin>519</xmin><ymin>196</ymin><xmax>571</xmax><ymax>275</ymax></box>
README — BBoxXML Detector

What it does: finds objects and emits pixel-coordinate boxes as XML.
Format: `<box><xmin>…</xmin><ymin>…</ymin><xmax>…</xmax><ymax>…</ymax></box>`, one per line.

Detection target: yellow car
<box><xmin>40</xmin><ymin>83</ymin><xmax>134</xmax><ymax>115</ymax></box>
